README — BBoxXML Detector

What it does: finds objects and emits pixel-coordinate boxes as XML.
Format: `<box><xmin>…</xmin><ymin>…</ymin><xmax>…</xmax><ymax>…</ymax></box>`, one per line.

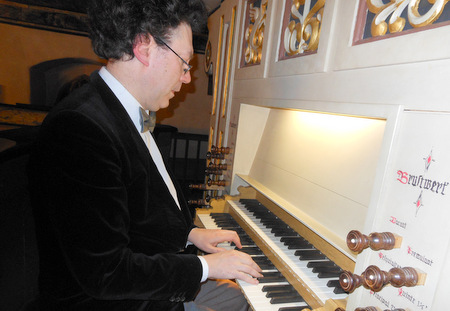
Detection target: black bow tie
<box><xmin>140</xmin><ymin>108</ymin><xmax>156</xmax><ymax>133</ymax></box>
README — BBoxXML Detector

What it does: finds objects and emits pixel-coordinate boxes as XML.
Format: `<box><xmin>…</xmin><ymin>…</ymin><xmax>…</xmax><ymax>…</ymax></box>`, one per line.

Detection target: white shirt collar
<box><xmin>98</xmin><ymin>66</ymin><xmax>144</xmax><ymax>132</ymax></box>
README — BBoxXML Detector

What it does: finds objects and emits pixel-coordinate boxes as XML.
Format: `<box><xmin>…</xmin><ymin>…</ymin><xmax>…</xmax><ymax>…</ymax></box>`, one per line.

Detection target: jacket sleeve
<box><xmin>30</xmin><ymin>109</ymin><xmax>202</xmax><ymax>302</ymax></box>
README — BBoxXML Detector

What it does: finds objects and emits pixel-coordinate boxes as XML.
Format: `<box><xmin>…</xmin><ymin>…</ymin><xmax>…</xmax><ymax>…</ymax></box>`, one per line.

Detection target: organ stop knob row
<box><xmin>188</xmin><ymin>195</ymin><xmax>224</xmax><ymax>208</ymax></box>
<box><xmin>189</xmin><ymin>146</ymin><xmax>230</xmax><ymax>208</ymax></box>
<box><xmin>205</xmin><ymin>168</ymin><xmax>223</xmax><ymax>175</ymax></box>
<box><xmin>342</xmin><ymin>229</ymin><xmax>425</xmax><ymax>310</ymax></box>
<box><xmin>339</xmin><ymin>265</ymin><xmax>425</xmax><ymax>293</ymax></box>
<box><xmin>210</xmin><ymin>145</ymin><xmax>231</xmax><ymax>154</ymax></box>
<box><xmin>208</xmin><ymin>163</ymin><xmax>227</xmax><ymax>170</ymax></box>
<box><xmin>206</xmin><ymin>145</ymin><xmax>232</xmax><ymax>160</ymax></box>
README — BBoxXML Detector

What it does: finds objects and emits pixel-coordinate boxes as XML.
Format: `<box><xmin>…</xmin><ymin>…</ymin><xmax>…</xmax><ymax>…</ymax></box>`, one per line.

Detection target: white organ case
<box><xmin>203</xmin><ymin>0</ymin><xmax>450</xmax><ymax>310</ymax></box>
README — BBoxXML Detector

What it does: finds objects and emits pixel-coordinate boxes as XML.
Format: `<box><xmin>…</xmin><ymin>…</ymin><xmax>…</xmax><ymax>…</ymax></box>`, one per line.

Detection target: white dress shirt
<box><xmin>98</xmin><ymin>67</ymin><xmax>208</xmax><ymax>282</ymax></box>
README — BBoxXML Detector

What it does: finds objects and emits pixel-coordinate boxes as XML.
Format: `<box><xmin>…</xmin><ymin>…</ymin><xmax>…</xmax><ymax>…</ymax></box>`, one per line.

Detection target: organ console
<box><xmin>197</xmin><ymin>187</ymin><xmax>353</xmax><ymax>311</ymax></box>
<box><xmin>194</xmin><ymin>101</ymin><xmax>450</xmax><ymax>310</ymax></box>
<box><xmin>200</xmin><ymin>1</ymin><xmax>450</xmax><ymax>310</ymax></box>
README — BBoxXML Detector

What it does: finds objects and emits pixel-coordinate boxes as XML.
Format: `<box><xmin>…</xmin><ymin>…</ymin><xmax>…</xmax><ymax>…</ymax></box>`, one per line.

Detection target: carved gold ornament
<box><xmin>244</xmin><ymin>1</ymin><xmax>267</xmax><ymax>65</ymax></box>
<box><xmin>283</xmin><ymin>0</ymin><xmax>325</xmax><ymax>56</ymax></box>
<box><xmin>204</xmin><ymin>40</ymin><xmax>212</xmax><ymax>73</ymax></box>
<box><xmin>367</xmin><ymin>0</ymin><xmax>450</xmax><ymax>37</ymax></box>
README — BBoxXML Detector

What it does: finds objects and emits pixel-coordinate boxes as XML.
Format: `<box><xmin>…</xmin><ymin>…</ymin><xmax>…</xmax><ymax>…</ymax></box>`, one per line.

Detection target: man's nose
<box><xmin>181</xmin><ymin>71</ymin><xmax>191</xmax><ymax>84</ymax></box>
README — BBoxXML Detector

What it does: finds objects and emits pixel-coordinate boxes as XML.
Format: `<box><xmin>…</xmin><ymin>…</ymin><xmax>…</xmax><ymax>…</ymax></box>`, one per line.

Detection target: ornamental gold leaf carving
<box><xmin>283</xmin><ymin>0</ymin><xmax>326</xmax><ymax>56</ymax></box>
<box><xmin>367</xmin><ymin>0</ymin><xmax>450</xmax><ymax>37</ymax></box>
<box><xmin>244</xmin><ymin>0</ymin><xmax>267</xmax><ymax>65</ymax></box>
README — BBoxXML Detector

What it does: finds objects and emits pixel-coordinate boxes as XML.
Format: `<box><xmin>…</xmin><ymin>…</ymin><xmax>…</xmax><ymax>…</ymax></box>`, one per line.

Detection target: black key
<box><xmin>306</xmin><ymin>261</ymin><xmax>336</xmax><ymax>268</ymax></box>
<box><xmin>260</xmin><ymin>219</ymin><xmax>281</xmax><ymax>225</ymax></box>
<box><xmin>266</xmin><ymin>289</ymin><xmax>297</xmax><ymax>298</ymax></box>
<box><xmin>210</xmin><ymin>213</ymin><xmax>231</xmax><ymax>218</ymax></box>
<box><xmin>312</xmin><ymin>267</ymin><xmax>342</xmax><ymax>274</ymax></box>
<box><xmin>236</xmin><ymin>246</ymin><xmax>263</xmax><ymax>255</ymax></box>
<box><xmin>286</xmin><ymin>243</ymin><xmax>314</xmax><ymax>250</ymax></box>
<box><xmin>326</xmin><ymin>280</ymin><xmax>340</xmax><ymax>287</ymax></box>
<box><xmin>258</xmin><ymin>262</ymin><xmax>277</xmax><ymax>270</ymax></box>
<box><xmin>259</xmin><ymin>276</ymin><xmax>286</xmax><ymax>283</ymax></box>
<box><xmin>272</xmin><ymin>228</ymin><xmax>298</xmax><ymax>237</ymax></box>
<box><xmin>280</xmin><ymin>237</ymin><xmax>311</xmax><ymax>248</ymax></box>
<box><xmin>251</xmin><ymin>257</ymin><xmax>276</xmax><ymax>270</ymax></box>
<box><xmin>281</xmin><ymin>237</ymin><xmax>309</xmax><ymax>243</ymax></box>
<box><xmin>270</xmin><ymin>295</ymin><xmax>304</xmax><ymax>304</ymax></box>
<box><xmin>270</xmin><ymin>227</ymin><xmax>290</xmax><ymax>233</ymax></box>
<box><xmin>294</xmin><ymin>250</ymin><xmax>326</xmax><ymax>260</ymax></box>
<box><xmin>259</xmin><ymin>272</ymin><xmax>286</xmax><ymax>283</ymax></box>
<box><xmin>261</xmin><ymin>271</ymin><xmax>283</xmax><ymax>279</ymax></box>
<box><xmin>262</xmin><ymin>284</ymin><xmax>293</xmax><ymax>292</ymax></box>
<box><xmin>252</xmin><ymin>256</ymin><xmax>271</xmax><ymax>263</ymax></box>
<box><xmin>334</xmin><ymin>286</ymin><xmax>347</xmax><ymax>294</ymax></box>
<box><xmin>317</xmin><ymin>271</ymin><xmax>342</xmax><ymax>278</ymax></box>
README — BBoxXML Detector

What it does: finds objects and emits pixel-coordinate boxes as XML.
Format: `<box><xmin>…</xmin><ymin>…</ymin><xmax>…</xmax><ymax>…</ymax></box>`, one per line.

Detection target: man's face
<box><xmin>144</xmin><ymin>23</ymin><xmax>193</xmax><ymax>111</ymax></box>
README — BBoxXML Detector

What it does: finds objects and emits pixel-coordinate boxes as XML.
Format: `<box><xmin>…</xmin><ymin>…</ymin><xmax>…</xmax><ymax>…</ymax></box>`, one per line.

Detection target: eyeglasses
<box><xmin>155</xmin><ymin>37</ymin><xmax>192</xmax><ymax>75</ymax></box>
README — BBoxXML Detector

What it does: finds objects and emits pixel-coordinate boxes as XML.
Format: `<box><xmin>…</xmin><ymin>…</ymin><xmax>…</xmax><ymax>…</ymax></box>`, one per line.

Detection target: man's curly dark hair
<box><xmin>88</xmin><ymin>0</ymin><xmax>208</xmax><ymax>60</ymax></box>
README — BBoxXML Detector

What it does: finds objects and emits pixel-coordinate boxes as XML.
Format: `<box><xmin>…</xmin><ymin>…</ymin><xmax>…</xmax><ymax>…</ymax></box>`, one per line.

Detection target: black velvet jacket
<box><xmin>28</xmin><ymin>71</ymin><xmax>202</xmax><ymax>310</ymax></box>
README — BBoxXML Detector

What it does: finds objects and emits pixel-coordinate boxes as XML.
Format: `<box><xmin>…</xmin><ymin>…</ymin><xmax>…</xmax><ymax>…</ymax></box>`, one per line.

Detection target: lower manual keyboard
<box><xmin>231</xmin><ymin>199</ymin><xmax>348</xmax><ymax>304</ymax></box>
<box><xmin>198</xmin><ymin>212</ymin><xmax>312</xmax><ymax>311</ymax></box>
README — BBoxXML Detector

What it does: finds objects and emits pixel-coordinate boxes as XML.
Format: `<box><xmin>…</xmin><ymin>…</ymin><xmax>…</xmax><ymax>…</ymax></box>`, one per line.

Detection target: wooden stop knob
<box><xmin>339</xmin><ymin>270</ymin><xmax>367</xmax><ymax>293</ymax></box>
<box><xmin>364</xmin><ymin>265</ymin><xmax>421</xmax><ymax>292</ymax></box>
<box><xmin>364</xmin><ymin>265</ymin><xmax>390</xmax><ymax>292</ymax></box>
<box><xmin>347</xmin><ymin>230</ymin><xmax>399</xmax><ymax>253</ymax></box>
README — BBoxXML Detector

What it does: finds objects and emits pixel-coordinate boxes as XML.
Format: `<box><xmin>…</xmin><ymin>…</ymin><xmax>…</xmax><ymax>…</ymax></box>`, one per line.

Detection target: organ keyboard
<box><xmin>199</xmin><ymin>212</ymin><xmax>312</xmax><ymax>311</ymax></box>
<box><xmin>197</xmin><ymin>189</ymin><xmax>355</xmax><ymax>311</ymax></box>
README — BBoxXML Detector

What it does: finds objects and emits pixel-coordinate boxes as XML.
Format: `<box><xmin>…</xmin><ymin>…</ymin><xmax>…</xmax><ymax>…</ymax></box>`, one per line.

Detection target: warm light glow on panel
<box><xmin>250</xmin><ymin>108</ymin><xmax>387</xmax><ymax>208</ymax></box>
<box><xmin>247</xmin><ymin>107</ymin><xmax>388</xmax><ymax>242</ymax></box>
<box><xmin>292</xmin><ymin>110</ymin><xmax>384</xmax><ymax>136</ymax></box>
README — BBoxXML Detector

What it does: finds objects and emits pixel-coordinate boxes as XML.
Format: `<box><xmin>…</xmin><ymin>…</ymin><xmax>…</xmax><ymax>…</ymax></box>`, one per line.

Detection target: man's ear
<box><xmin>133</xmin><ymin>34</ymin><xmax>155</xmax><ymax>66</ymax></box>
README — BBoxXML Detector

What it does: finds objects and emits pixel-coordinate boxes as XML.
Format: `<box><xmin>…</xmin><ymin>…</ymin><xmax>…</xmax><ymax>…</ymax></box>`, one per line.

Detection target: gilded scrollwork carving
<box><xmin>204</xmin><ymin>40</ymin><xmax>212</xmax><ymax>73</ymax></box>
<box><xmin>367</xmin><ymin>0</ymin><xmax>450</xmax><ymax>37</ymax></box>
<box><xmin>283</xmin><ymin>0</ymin><xmax>325</xmax><ymax>57</ymax></box>
<box><xmin>243</xmin><ymin>0</ymin><xmax>267</xmax><ymax>65</ymax></box>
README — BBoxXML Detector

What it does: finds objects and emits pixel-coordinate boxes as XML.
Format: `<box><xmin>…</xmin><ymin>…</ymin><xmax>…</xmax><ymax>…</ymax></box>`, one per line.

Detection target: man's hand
<box><xmin>203</xmin><ymin>250</ymin><xmax>263</xmax><ymax>285</ymax></box>
<box><xmin>188</xmin><ymin>228</ymin><xmax>242</xmax><ymax>253</ymax></box>
<box><xmin>188</xmin><ymin>228</ymin><xmax>263</xmax><ymax>284</ymax></box>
